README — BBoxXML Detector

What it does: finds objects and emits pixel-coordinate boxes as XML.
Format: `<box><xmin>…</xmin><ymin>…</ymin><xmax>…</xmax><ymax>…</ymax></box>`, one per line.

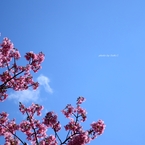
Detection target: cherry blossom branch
<box><xmin>0</xmin><ymin>38</ymin><xmax>105</xmax><ymax>144</ymax></box>
<box><xmin>1</xmin><ymin>124</ymin><xmax>26</xmax><ymax>145</ymax></box>
<box><xmin>53</xmin><ymin>128</ymin><xmax>62</xmax><ymax>144</ymax></box>
<box><xmin>61</xmin><ymin>132</ymin><xmax>80</xmax><ymax>144</ymax></box>
<box><xmin>0</xmin><ymin>70</ymin><xmax>24</xmax><ymax>88</ymax></box>
<box><xmin>25</xmin><ymin>111</ymin><xmax>39</xmax><ymax>145</ymax></box>
<box><xmin>0</xmin><ymin>55</ymin><xmax>39</xmax><ymax>88</ymax></box>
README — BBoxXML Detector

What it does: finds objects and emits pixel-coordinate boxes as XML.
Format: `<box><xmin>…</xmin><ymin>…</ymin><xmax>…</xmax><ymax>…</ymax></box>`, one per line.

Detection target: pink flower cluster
<box><xmin>43</xmin><ymin>111</ymin><xmax>61</xmax><ymax>132</ymax></box>
<box><xmin>61</xmin><ymin>97</ymin><xmax>105</xmax><ymax>144</ymax></box>
<box><xmin>0</xmin><ymin>97</ymin><xmax>105</xmax><ymax>145</ymax></box>
<box><xmin>0</xmin><ymin>112</ymin><xmax>21</xmax><ymax>144</ymax></box>
<box><xmin>0</xmin><ymin>37</ymin><xmax>44</xmax><ymax>102</ymax></box>
<box><xmin>62</xmin><ymin>96</ymin><xmax>87</xmax><ymax>122</ymax></box>
<box><xmin>0</xmin><ymin>37</ymin><xmax>106</xmax><ymax>144</ymax></box>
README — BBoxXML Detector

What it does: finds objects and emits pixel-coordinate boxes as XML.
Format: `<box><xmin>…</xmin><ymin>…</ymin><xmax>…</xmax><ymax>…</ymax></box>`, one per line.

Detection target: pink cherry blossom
<box><xmin>64</xmin><ymin>120</ymin><xmax>82</xmax><ymax>133</ymax></box>
<box><xmin>0</xmin><ymin>37</ymin><xmax>45</xmax><ymax>102</ymax></box>
<box><xmin>0</xmin><ymin>37</ymin><xmax>105</xmax><ymax>144</ymax></box>
<box><xmin>91</xmin><ymin>120</ymin><xmax>106</xmax><ymax>135</ymax></box>
<box><xmin>0</xmin><ymin>112</ymin><xmax>8</xmax><ymax>124</ymax></box>
<box><xmin>62</xmin><ymin>104</ymin><xmax>75</xmax><ymax>119</ymax></box>
<box><xmin>67</xmin><ymin>132</ymin><xmax>91</xmax><ymax>145</ymax></box>
<box><xmin>77</xmin><ymin>96</ymin><xmax>86</xmax><ymax>105</ymax></box>
<box><xmin>39</xmin><ymin>135</ymin><xmax>58</xmax><ymax>145</ymax></box>
<box><xmin>43</xmin><ymin>111</ymin><xmax>61</xmax><ymax>132</ymax></box>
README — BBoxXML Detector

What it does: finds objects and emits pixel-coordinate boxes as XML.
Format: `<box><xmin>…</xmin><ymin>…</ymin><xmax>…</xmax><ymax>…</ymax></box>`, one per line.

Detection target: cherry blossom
<box><xmin>0</xmin><ymin>37</ymin><xmax>45</xmax><ymax>102</ymax></box>
<box><xmin>0</xmin><ymin>37</ymin><xmax>105</xmax><ymax>144</ymax></box>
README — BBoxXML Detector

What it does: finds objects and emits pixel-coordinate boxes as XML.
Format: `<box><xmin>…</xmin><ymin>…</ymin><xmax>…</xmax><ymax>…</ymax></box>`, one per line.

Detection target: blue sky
<box><xmin>0</xmin><ymin>0</ymin><xmax>145</xmax><ymax>144</ymax></box>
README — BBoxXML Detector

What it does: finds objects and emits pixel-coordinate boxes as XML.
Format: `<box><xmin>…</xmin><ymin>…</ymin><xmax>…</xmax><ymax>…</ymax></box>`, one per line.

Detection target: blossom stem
<box><xmin>25</xmin><ymin>111</ymin><xmax>39</xmax><ymax>145</ymax></box>
<box><xmin>53</xmin><ymin>128</ymin><xmax>62</xmax><ymax>144</ymax></box>
<box><xmin>1</xmin><ymin>124</ymin><xmax>26</xmax><ymax>145</ymax></box>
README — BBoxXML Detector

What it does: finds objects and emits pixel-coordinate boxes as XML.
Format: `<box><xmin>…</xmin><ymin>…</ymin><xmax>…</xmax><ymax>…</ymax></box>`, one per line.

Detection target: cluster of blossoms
<box><xmin>0</xmin><ymin>37</ymin><xmax>45</xmax><ymax>101</ymax></box>
<box><xmin>0</xmin><ymin>98</ymin><xmax>105</xmax><ymax>145</ymax></box>
<box><xmin>0</xmin><ymin>38</ymin><xmax>106</xmax><ymax>144</ymax></box>
<box><xmin>61</xmin><ymin>96</ymin><xmax>105</xmax><ymax>144</ymax></box>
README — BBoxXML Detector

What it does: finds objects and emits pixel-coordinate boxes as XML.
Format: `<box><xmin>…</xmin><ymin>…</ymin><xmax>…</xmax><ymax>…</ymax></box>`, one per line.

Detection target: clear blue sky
<box><xmin>0</xmin><ymin>0</ymin><xmax>145</xmax><ymax>144</ymax></box>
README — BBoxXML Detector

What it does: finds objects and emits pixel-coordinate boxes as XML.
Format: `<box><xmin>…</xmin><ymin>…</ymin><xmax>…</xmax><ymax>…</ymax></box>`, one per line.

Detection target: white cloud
<box><xmin>9</xmin><ymin>89</ymin><xmax>39</xmax><ymax>103</ymax></box>
<box><xmin>9</xmin><ymin>75</ymin><xmax>53</xmax><ymax>103</ymax></box>
<box><xmin>37</xmin><ymin>74</ymin><xmax>53</xmax><ymax>94</ymax></box>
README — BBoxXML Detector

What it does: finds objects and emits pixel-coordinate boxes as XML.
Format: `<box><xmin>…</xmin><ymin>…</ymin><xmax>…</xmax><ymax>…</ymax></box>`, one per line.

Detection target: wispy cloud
<box><xmin>9</xmin><ymin>89</ymin><xmax>39</xmax><ymax>103</ymax></box>
<box><xmin>37</xmin><ymin>75</ymin><xmax>53</xmax><ymax>94</ymax></box>
<box><xmin>9</xmin><ymin>75</ymin><xmax>53</xmax><ymax>103</ymax></box>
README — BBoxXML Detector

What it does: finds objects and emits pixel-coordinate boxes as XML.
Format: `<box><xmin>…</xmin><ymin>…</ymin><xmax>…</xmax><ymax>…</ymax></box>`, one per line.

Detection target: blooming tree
<box><xmin>0</xmin><ymin>37</ymin><xmax>105</xmax><ymax>145</ymax></box>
